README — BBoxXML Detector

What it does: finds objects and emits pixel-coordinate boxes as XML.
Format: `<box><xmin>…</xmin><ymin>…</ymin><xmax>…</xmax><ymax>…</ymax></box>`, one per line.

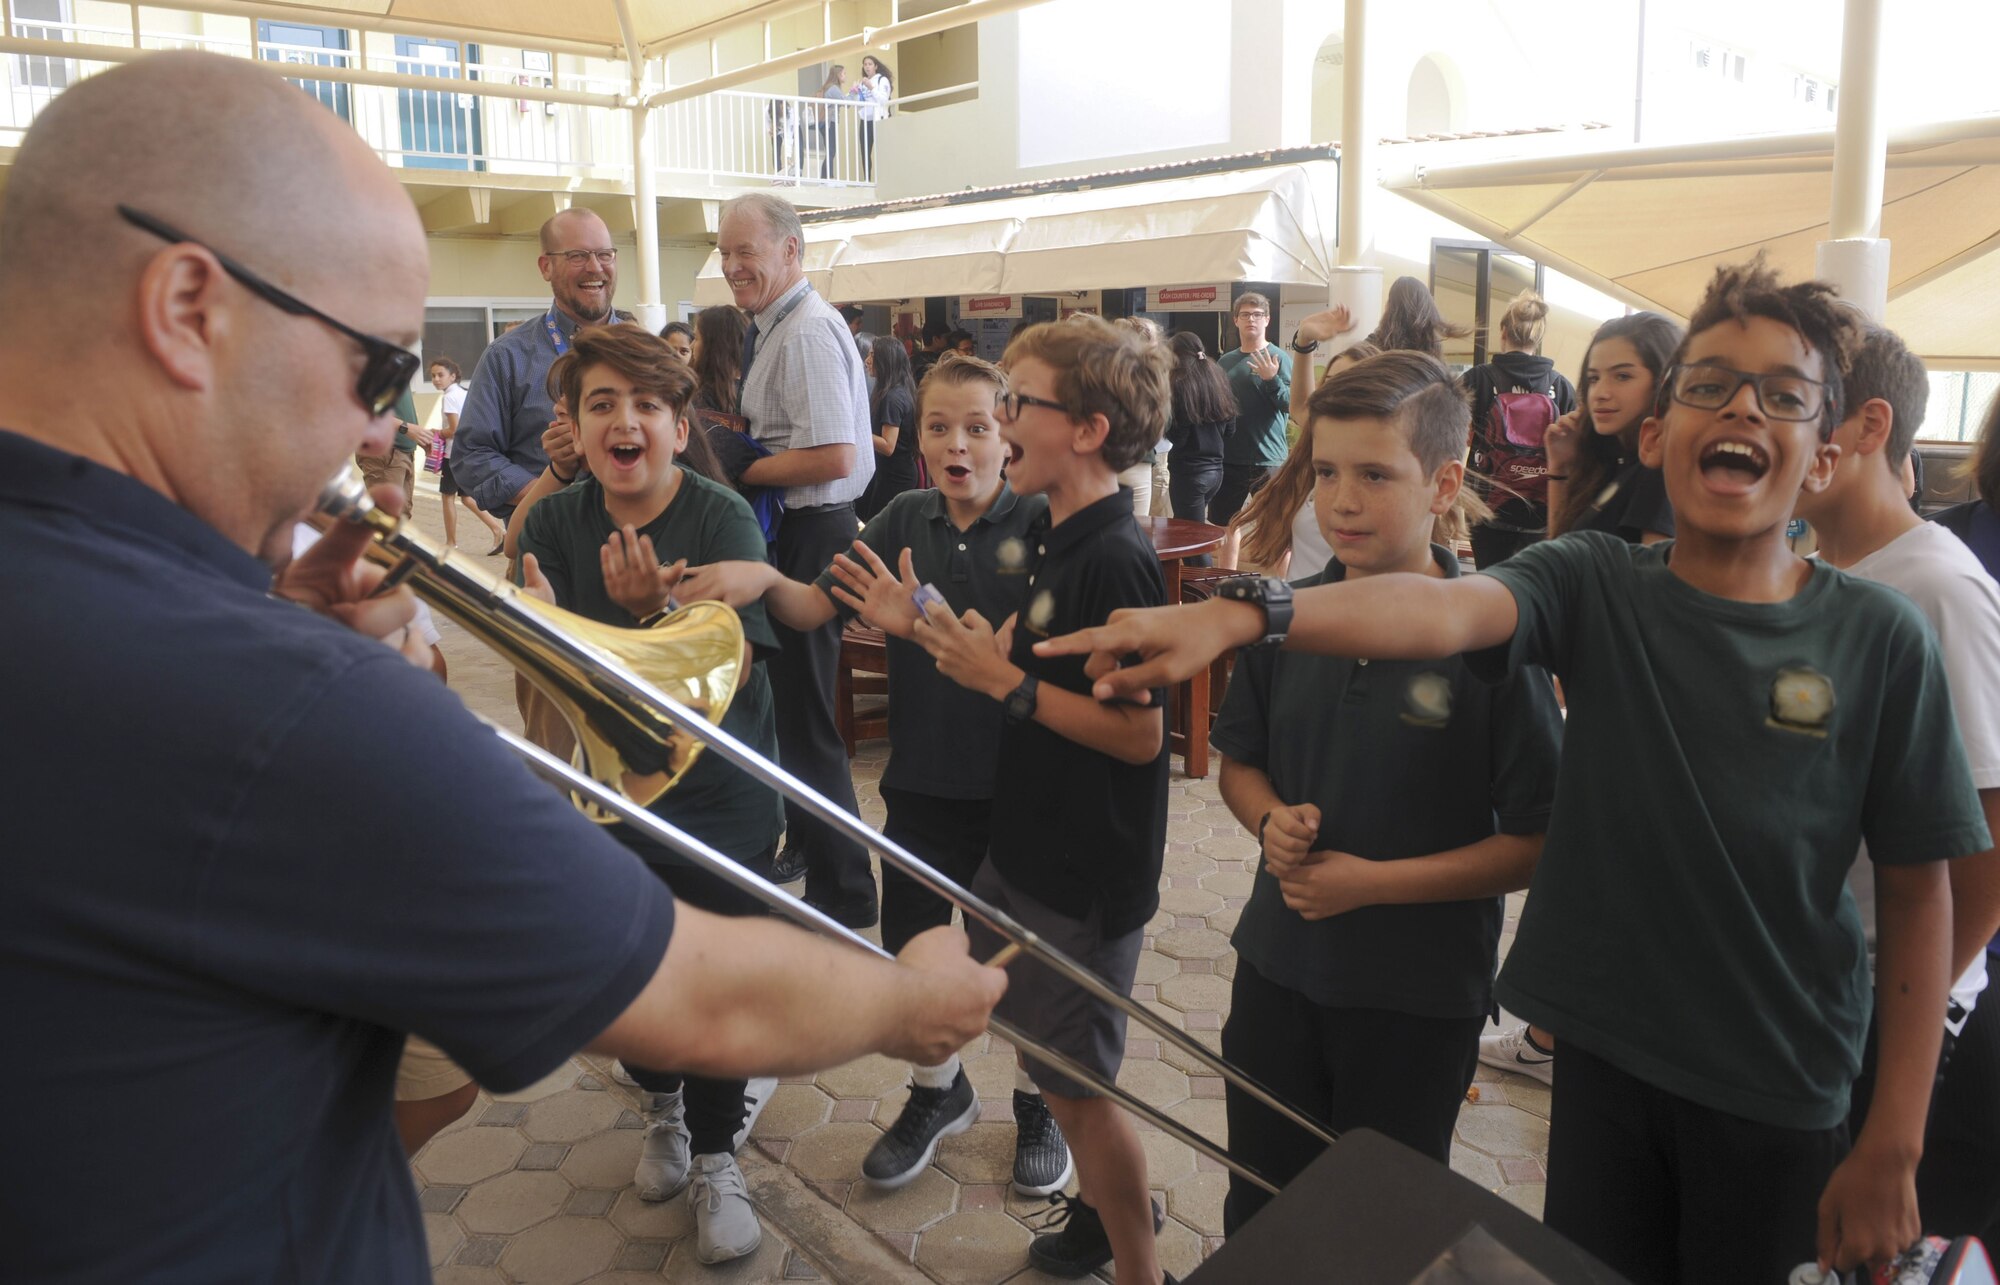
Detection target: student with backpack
<box><xmin>1462</xmin><ymin>291</ymin><xmax>1575</xmax><ymax>568</ymax></box>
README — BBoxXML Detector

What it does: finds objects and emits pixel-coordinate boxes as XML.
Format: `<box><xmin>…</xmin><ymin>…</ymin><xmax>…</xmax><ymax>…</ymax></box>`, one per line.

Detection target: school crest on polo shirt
<box><xmin>1401</xmin><ymin>672</ymin><xmax>1454</xmax><ymax>728</ymax></box>
<box><xmin>1024</xmin><ymin>588</ymin><xmax>1058</xmax><ymax>636</ymax></box>
<box><xmin>1767</xmin><ymin>665</ymin><xmax>1835</xmax><ymax>737</ymax></box>
<box><xmin>996</xmin><ymin>537</ymin><xmax>1030</xmax><ymax>575</ymax></box>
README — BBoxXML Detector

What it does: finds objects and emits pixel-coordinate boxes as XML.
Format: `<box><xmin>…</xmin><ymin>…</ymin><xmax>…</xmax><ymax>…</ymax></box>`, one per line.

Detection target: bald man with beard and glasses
<box><xmin>450</xmin><ymin>207</ymin><xmax>634</xmax><ymax>520</ymax></box>
<box><xmin>0</xmin><ymin>53</ymin><xmax>1003</xmax><ymax>1283</ymax></box>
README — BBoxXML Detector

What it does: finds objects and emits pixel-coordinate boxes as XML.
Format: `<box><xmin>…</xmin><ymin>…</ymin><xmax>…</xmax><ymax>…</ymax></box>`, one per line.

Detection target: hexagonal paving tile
<box><xmin>1157</xmin><ymin>1211</ymin><xmax>1206</xmax><ymax>1279</ymax></box>
<box><xmin>1454</xmin><ymin>1102</ymin><xmax>1549</xmax><ymax>1159</ymax></box>
<box><xmin>1166</xmin><ymin>1170</ymin><xmax>1228</xmax><ymax>1237</ymax></box>
<box><xmin>661</xmin><ymin>1230</ymin><xmax>791</xmax><ymax>1281</ymax></box>
<box><xmin>435</xmin><ymin>1268</ymin><xmax>507</xmax><ymax>1285</ymax></box>
<box><xmin>752</xmin><ymin>1084</ymin><xmax>835</xmax><ymax>1139</ymax></box>
<box><xmin>841</xmin><ymin>1165</ymin><xmax>958</xmax><ymax>1234</ymax></box>
<box><xmin>934</xmin><ymin>1121</ymin><xmax>1017</xmax><ymax>1184</ymax></box>
<box><xmin>523</xmin><ymin>1091</ymin><xmax>627</xmax><ymax>1144</ymax></box>
<box><xmin>1499</xmin><ymin>1182</ymin><xmax>1547</xmax><ymax>1219</ymax></box>
<box><xmin>817</xmin><ymin>1054</ymin><xmax>911</xmax><ymax>1101</ymax></box>
<box><xmin>1156</xmin><ymin>886</ymin><xmax>1224</xmax><ymax>917</ymax></box>
<box><xmin>457</xmin><ymin>1170</ymin><xmax>574</xmax><ymax>1236</ymax></box>
<box><xmin>1164</xmin><ymin>819</ymin><xmax>1211</xmax><ymax>844</ymax></box>
<box><xmin>607</xmin><ymin>1186</ymin><xmax>695</xmax><ymax>1241</ymax></box>
<box><xmin>915</xmin><ymin>1209</ymin><xmax>1033</xmax><ymax>1285</ymax></box>
<box><xmin>1163</xmin><ymin>1096</ymin><xmax>1227</xmax><ymax>1143</ymax></box>
<box><xmin>963</xmin><ymin>1048</ymin><xmax>1022</xmax><ymax>1100</ymax></box>
<box><xmin>1133</xmin><ymin>950</ymin><xmax>1176</xmax><ymax>986</ymax></box>
<box><xmin>1201</xmin><ymin>833</ymin><xmax>1260</xmax><ymax>861</ymax></box>
<box><xmin>1153</xmin><ymin>925</ymin><xmax>1231</xmax><ymax>962</ymax></box>
<box><xmin>416</xmin><ymin>1125</ymin><xmax>530</xmax><ymax>1186</ymax></box>
<box><xmin>1449</xmin><ymin>1146</ymin><xmax>1503</xmax><ymax>1189</ymax></box>
<box><xmin>1114</xmin><ymin>1057</ymin><xmax>1191</xmax><ymax>1107</ymax></box>
<box><xmin>424</xmin><ymin>1211</ymin><xmax>465</xmax><ymax>1268</ymax></box>
<box><xmin>1502</xmin><ymin>1077</ymin><xmax>1552</xmax><ymax>1120</ymax></box>
<box><xmin>560</xmin><ymin>1129</ymin><xmax>643</xmax><ymax>1190</ymax></box>
<box><xmin>498</xmin><ymin>1215</ymin><xmax>622</xmax><ymax>1285</ymax></box>
<box><xmin>1161</xmin><ymin>851</ymin><xmax>1219</xmax><ymax>879</ymax></box>
<box><xmin>784</xmin><ymin>1121</ymin><xmax>882</xmax><ymax>1182</ymax></box>
<box><xmin>1156</xmin><ymin>971</ymin><xmax>1232</xmax><ymax>1014</ymax></box>
<box><xmin>1198</xmin><ymin>866</ymin><xmax>1255</xmax><ymax>899</ymax></box>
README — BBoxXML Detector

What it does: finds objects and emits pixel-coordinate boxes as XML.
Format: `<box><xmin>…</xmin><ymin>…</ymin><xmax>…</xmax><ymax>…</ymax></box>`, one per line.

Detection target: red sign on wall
<box><xmin>964</xmin><ymin>295</ymin><xmax>1020</xmax><ymax>315</ymax></box>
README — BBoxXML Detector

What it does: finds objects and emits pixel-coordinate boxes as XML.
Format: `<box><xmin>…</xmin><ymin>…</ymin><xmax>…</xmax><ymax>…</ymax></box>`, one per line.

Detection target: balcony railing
<box><xmin>1</xmin><ymin>17</ymin><xmax>883</xmax><ymax>191</ymax></box>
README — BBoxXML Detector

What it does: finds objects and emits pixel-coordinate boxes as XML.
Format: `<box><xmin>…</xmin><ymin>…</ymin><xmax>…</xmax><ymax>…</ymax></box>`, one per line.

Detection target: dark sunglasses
<box><xmin>118</xmin><ymin>204</ymin><xmax>422</xmax><ymax>417</ymax></box>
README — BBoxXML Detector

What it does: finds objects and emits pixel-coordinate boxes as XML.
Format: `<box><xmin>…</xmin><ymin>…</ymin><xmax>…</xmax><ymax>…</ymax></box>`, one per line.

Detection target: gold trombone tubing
<box><xmin>321</xmin><ymin>470</ymin><xmax>1338</xmax><ymax>1186</ymax></box>
<box><xmin>491</xmin><ymin>721</ymin><xmax>1288</xmax><ymax>1196</ymax></box>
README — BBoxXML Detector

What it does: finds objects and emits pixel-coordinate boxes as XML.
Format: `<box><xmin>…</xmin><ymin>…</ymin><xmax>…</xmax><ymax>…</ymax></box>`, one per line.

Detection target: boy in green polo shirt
<box><xmin>1038</xmin><ymin>262</ymin><xmax>1990</xmax><ymax>1283</ymax></box>
<box><xmin>514</xmin><ymin>324</ymin><xmax>781</xmax><ymax>1266</ymax></box>
<box><xmin>678</xmin><ymin>354</ymin><xmax>1074</xmax><ymax>1199</ymax></box>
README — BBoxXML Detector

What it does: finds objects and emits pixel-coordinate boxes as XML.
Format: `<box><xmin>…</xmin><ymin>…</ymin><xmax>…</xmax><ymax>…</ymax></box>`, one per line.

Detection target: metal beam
<box><xmin>645</xmin><ymin>0</ymin><xmax>1047</xmax><ymax>109</ymax></box>
<box><xmin>128</xmin><ymin>0</ymin><xmax>622</xmax><ymax>60</ymax></box>
<box><xmin>0</xmin><ymin>34</ymin><xmax>621</xmax><ymax>107</ymax></box>
<box><xmin>613</xmin><ymin>0</ymin><xmax>664</xmax><ymax>330</ymax></box>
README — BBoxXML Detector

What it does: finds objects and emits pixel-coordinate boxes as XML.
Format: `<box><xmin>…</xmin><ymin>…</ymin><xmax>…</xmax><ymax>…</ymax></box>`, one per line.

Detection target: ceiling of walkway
<box><xmin>228</xmin><ymin>1</ymin><xmax>844</xmax><ymax>57</ymax></box>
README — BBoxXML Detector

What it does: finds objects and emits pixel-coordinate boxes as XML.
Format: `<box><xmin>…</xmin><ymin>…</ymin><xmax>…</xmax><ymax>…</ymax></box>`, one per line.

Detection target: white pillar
<box><xmin>630</xmin><ymin>95</ymin><xmax>666</xmax><ymax>332</ymax></box>
<box><xmin>1332</xmin><ymin>0</ymin><xmax>1383</xmax><ymax>338</ymax></box>
<box><xmin>1817</xmin><ymin>0</ymin><xmax>1889</xmax><ymax>318</ymax></box>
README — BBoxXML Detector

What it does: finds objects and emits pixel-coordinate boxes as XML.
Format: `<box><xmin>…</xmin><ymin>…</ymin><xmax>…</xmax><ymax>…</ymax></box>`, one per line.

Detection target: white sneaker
<box><xmin>1477</xmin><ymin>1024</ymin><xmax>1555</xmax><ymax>1086</ymax></box>
<box><xmin>689</xmin><ymin>1152</ymin><xmax>762</xmax><ymax>1263</ymax></box>
<box><xmin>635</xmin><ymin>1090</ymin><xmax>692</xmax><ymax>1201</ymax></box>
<box><xmin>732</xmin><ymin>1077</ymin><xmax>777</xmax><ymax>1152</ymax></box>
<box><xmin>609</xmin><ymin>1061</ymin><xmax>639</xmax><ymax>1087</ymax></box>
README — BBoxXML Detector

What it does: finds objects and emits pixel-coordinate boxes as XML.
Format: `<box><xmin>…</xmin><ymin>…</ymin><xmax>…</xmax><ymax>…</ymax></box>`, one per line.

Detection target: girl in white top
<box><xmin>428</xmin><ymin>357</ymin><xmax>508</xmax><ymax>554</ymax></box>
<box><xmin>855</xmin><ymin>55</ymin><xmax>892</xmax><ymax>180</ymax></box>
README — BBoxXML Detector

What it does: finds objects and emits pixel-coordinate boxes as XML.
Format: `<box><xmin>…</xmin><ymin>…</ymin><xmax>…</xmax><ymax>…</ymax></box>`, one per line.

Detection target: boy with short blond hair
<box><xmin>1039</xmin><ymin>265</ymin><xmax>1990</xmax><ymax>1283</ymax></box>
<box><xmin>915</xmin><ymin>316</ymin><xmax>1176</xmax><ymax>1283</ymax></box>
<box><xmin>678</xmin><ymin>354</ymin><xmax>1074</xmax><ymax>1197</ymax></box>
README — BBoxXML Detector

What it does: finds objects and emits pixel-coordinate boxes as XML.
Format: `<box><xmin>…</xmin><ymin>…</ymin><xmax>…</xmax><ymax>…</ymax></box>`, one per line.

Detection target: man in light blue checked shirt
<box><xmin>719</xmin><ymin>193</ymin><xmax>879</xmax><ymax>927</ymax></box>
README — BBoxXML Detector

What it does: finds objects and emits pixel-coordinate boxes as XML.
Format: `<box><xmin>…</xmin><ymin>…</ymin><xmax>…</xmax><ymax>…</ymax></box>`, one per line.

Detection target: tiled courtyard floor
<box><xmin>399</xmin><ymin>476</ymin><xmax>1552</xmax><ymax>1283</ymax></box>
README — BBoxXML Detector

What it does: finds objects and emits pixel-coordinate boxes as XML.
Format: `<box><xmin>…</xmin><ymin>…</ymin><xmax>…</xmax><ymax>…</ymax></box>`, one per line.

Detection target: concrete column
<box><xmin>1332</xmin><ymin>0</ymin><xmax>1382</xmax><ymax>337</ymax></box>
<box><xmin>630</xmin><ymin>94</ymin><xmax>666</xmax><ymax>332</ymax></box>
<box><xmin>1817</xmin><ymin>0</ymin><xmax>1889</xmax><ymax>318</ymax></box>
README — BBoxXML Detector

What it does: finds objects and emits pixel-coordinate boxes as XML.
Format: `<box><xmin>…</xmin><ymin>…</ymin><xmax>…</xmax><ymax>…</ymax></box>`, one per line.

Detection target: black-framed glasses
<box><xmin>999</xmin><ymin>389</ymin><xmax>1067</xmax><ymax>420</ymax></box>
<box><xmin>552</xmin><ymin>248</ymin><xmax>618</xmax><ymax>267</ymax></box>
<box><xmin>1666</xmin><ymin>363</ymin><xmax>1829</xmax><ymax>423</ymax></box>
<box><xmin>117</xmin><ymin>204</ymin><xmax>422</xmax><ymax>418</ymax></box>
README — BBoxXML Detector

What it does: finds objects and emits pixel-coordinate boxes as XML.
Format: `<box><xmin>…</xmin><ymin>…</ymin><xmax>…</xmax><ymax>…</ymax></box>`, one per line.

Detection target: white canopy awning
<box><xmin>692</xmin><ymin>162</ymin><xmax>1337</xmax><ymax>306</ymax></box>
<box><xmin>1385</xmin><ymin>116</ymin><xmax>2000</xmax><ymax>368</ymax></box>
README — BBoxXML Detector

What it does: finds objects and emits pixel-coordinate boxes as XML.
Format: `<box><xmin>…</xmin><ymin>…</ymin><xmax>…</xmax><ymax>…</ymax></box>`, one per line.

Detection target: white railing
<box><xmin>1</xmin><ymin>19</ymin><xmax>876</xmax><ymax>191</ymax></box>
<box><xmin>656</xmin><ymin>89</ymin><xmax>880</xmax><ymax>187</ymax></box>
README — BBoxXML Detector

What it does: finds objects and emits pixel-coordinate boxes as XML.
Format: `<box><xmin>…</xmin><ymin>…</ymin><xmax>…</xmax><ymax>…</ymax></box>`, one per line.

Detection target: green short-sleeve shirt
<box><xmin>1472</xmin><ymin>531</ymin><xmax>1991</xmax><ymax>1129</ymax></box>
<box><xmin>812</xmin><ymin>484</ymin><xmax>1050</xmax><ymax>800</ymax></box>
<box><xmin>1212</xmin><ymin>547</ymin><xmax>1563</xmax><ymax>1020</ymax></box>
<box><xmin>518</xmin><ymin>470</ymin><xmax>783</xmax><ymax>864</ymax></box>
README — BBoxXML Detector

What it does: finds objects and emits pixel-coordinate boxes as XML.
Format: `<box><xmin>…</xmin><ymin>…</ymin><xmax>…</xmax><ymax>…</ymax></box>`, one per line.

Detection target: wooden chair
<box><xmin>836</xmin><ymin>622</ymin><xmax>890</xmax><ymax>754</ymax></box>
<box><xmin>1168</xmin><ymin>569</ymin><xmax>1240</xmax><ymax>779</ymax></box>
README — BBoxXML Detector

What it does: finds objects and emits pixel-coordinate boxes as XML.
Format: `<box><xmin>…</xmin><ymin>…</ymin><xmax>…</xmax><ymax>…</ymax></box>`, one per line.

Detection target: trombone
<box><xmin>322</xmin><ymin>468</ymin><xmax>1338</xmax><ymax>1195</ymax></box>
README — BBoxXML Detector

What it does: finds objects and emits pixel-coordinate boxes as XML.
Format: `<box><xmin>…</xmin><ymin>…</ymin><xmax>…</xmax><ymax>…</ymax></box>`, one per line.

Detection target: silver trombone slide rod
<box><xmin>469</xmin><ymin>611</ymin><xmax>1340</xmax><ymax>1153</ymax></box>
<box><xmin>490</xmin><ymin>721</ymin><xmax>1287</xmax><ymax>1196</ymax></box>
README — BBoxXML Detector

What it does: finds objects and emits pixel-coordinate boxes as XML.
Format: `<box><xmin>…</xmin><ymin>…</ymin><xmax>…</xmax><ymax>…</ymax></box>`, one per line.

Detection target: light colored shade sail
<box><xmin>1386</xmin><ymin>116</ymin><xmax>2000</xmax><ymax>366</ymax></box>
<box><xmin>203</xmin><ymin>1</ymin><xmax>831</xmax><ymax>55</ymax></box>
<box><xmin>692</xmin><ymin>162</ymin><xmax>1337</xmax><ymax>305</ymax></box>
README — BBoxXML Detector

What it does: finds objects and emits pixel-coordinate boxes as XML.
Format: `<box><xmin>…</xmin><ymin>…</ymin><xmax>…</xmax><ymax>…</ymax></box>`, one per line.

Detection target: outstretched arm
<box><xmin>1035</xmin><ymin>571</ymin><xmax>1522</xmax><ymax>704</ymax></box>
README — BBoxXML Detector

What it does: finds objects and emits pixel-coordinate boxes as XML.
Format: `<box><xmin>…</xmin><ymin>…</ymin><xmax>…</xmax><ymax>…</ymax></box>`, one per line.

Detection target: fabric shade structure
<box><xmin>691</xmin><ymin>162</ymin><xmax>1337</xmax><ymax>306</ymax></box>
<box><xmin>1385</xmin><ymin>115</ymin><xmax>2000</xmax><ymax>367</ymax></box>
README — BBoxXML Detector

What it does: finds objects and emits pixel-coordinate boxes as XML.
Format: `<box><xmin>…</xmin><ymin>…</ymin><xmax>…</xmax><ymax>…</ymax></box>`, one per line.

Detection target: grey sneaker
<box><xmin>689</xmin><ymin>1152</ymin><xmax>762</xmax><ymax>1263</ymax></box>
<box><xmin>635</xmin><ymin>1089</ymin><xmax>692</xmax><ymax>1201</ymax></box>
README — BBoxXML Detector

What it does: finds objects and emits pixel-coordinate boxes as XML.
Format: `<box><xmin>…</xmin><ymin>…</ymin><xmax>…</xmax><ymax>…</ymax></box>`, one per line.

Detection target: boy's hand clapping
<box><xmin>517</xmin><ymin>552</ymin><xmax>557</xmax><ymax>606</ymax></box>
<box><xmin>544</xmin><ymin>416</ymin><xmax>581</xmax><ymax>479</ymax></box>
<box><xmin>1258</xmin><ymin>802</ymin><xmax>1321</xmax><ymax>876</ymax></box>
<box><xmin>601</xmin><ymin>526</ymin><xmax>685</xmax><ymax>621</ymax></box>
<box><xmin>913</xmin><ymin>601</ymin><xmax>1022</xmax><ymax>702</ymax></box>
<box><xmin>827</xmin><ymin>541</ymin><xmax>924</xmax><ymax>639</ymax></box>
<box><xmin>676</xmin><ymin>559</ymin><xmax>778</xmax><ymax>610</ymax></box>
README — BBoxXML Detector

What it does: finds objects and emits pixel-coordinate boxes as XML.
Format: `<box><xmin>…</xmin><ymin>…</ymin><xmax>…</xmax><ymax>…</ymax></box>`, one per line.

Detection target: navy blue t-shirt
<box><xmin>0</xmin><ymin>431</ymin><xmax>676</xmax><ymax>1282</ymax></box>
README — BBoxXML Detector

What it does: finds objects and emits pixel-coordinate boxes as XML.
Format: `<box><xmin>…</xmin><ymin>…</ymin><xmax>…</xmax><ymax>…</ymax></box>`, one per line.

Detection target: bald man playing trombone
<box><xmin>0</xmin><ymin>52</ymin><xmax>1002</xmax><ymax>1282</ymax></box>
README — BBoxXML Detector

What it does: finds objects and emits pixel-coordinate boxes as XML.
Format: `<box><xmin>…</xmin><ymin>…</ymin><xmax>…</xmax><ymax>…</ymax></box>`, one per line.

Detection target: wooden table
<box><xmin>1144</xmin><ymin>516</ymin><xmax>1226</xmax><ymax>778</ymax></box>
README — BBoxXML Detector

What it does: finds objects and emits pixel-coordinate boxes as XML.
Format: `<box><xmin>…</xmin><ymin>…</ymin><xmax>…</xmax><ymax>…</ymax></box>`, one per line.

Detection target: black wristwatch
<box><xmin>1003</xmin><ymin>674</ymin><xmax>1040</xmax><ymax>725</ymax></box>
<box><xmin>1257</xmin><ymin>810</ymin><xmax>1273</xmax><ymax>851</ymax></box>
<box><xmin>1288</xmin><ymin>331</ymin><xmax>1319</xmax><ymax>355</ymax></box>
<box><xmin>1214</xmin><ymin>576</ymin><xmax>1293</xmax><ymax>648</ymax></box>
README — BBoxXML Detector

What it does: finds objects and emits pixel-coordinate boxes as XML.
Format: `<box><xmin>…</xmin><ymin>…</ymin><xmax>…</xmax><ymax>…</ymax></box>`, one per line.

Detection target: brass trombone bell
<box><xmin>317</xmin><ymin>466</ymin><xmax>744</xmax><ymax>821</ymax></box>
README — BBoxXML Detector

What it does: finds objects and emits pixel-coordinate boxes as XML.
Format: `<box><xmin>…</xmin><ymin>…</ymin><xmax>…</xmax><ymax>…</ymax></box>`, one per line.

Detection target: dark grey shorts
<box><xmin>965</xmin><ymin>861</ymin><xmax>1145</xmax><ymax>1100</ymax></box>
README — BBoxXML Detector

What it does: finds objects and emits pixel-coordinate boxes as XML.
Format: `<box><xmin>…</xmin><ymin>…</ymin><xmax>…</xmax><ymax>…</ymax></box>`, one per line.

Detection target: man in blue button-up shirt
<box><xmin>452</xmin><ymin>207</ymin><xmax>627</xmax><ymax>517</ymax></box>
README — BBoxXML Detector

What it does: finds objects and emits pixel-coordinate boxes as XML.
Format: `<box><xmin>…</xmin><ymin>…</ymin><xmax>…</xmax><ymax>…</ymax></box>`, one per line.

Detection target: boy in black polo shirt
<box><xmin>514</xmin><ymin>325</ymin><xmax>781</xmax><ymax>1266</ymax></box>
<box><xmin>679</xmin><ymin>354</ymin><xmax>1074</xmax><ymax>1198</ymax></box>
<box><xmin>912</xmin><ymin>317</ymin><xmax>1174</xmax><ymax>1284</ymax></box>
<box><xmin>1039</xmin><ymin>263</ymin><xmax>1990</xmax><ymax>1283</ymax></box>
<box><xmin>1210</xmin><ymin>351</ymin><xmax>1563</xmax><ymax>1234</ymax></box>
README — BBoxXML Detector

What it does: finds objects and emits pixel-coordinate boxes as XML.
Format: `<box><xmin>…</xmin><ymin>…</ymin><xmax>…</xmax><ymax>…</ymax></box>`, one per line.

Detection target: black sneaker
<box><xmin>769</xmin><ymin>844</ymin><xmax>809</xmax><ymax>884</ymax></box>
<box><xmin>1027</xmin><ymin>1191</ymin><xmax>1165</xmax><ymax>1278</ymax></box>
<box><xmin>860</xmin><ymin>1068</ymin><xmax>978</xmax><ymax>1189</ymax></box>
<box><xmin>804</xmin><ymin>895</ymin><xmax>879</xmax><ymax>931</ymax></box>
<box><xmin>1011</xmin><ymin>1090</ymin><xmax>1074</xmax><ymax>1196</ymax></box>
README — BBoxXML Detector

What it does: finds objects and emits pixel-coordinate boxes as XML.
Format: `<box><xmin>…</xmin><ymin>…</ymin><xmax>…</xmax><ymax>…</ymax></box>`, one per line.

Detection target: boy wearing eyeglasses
<box><xmin>1035</xmin><ymin>262</ymin><xmax>1990</xmax><ymax>1284</ymax></box>
<box><xmin>1213</xmin><ymin>291</ymin><xmax>1291</xmax><ymax>527</ymax></box>
<box><xmin>909</xmin><ymin>317</ymin><xmax>1178</xmax><ymax>1285</ymax></box>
